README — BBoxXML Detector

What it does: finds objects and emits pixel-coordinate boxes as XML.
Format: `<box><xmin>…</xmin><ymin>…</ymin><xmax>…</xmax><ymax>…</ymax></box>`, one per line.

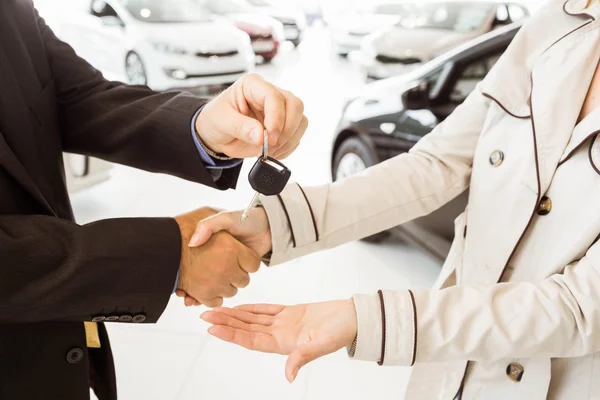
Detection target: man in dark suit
<box><xmin>0</xmin><ymin>1</ymin><xmax>308</xmax><ymax>399</ymax></box>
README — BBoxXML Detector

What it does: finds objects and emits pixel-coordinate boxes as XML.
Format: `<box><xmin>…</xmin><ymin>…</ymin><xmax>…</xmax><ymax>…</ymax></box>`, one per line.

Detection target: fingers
<box><xmin>234</xmin><ymin>304</ymin><xmax>286</xmax><ymax>316</ymax></box>
<box><xmin>231</xmin><ymin>272</ymin><xmax>251</xmax><ymax>289</ymax></box>
<box><xmin>201</xmin><ymin>310</ymin><xmax>270</xmax><ymax>333</ymax></box>
<box><xmin>184</xmin><ymin>296</ymin><xmax>200</xmax><ymax>307</ymax></box>
<box><xmin>272</xmin><ymin>115</ymin><xmax>308</xmax><ymax>160</ymax></box>
<box><xmin>207</xmin><ymin>325</ymin><xmax>278</xmax><ymax>353</ymax></box>
<box><xmin>274</xmin><ymin>89</ymin><xmax>305</xmax><ymax>152</ymax></box>
<box><xmin>237</xmin><ymin>241</ymin><xmax>261</xmax><ymax>274</ymax></box>
<box><xmin>189</xmin><ymin>212</ymin><xmax>239</xmax><ymax>248</ymax></box>
<box><xmin>241</xmin><ymin>75</ymin><xmax>287</xmax><ymax>146</ymax></box>
<box><xmin>203</xmin><ymin>297</ymin><xmax>224</xmax><ymax>308</ymax></box>
<box><xmin>286</xmin><ymin>346</ymin><xmax>324</xmax><ymax>383</ymax></box>
<box><xmin>212</xmin><ymin>307</ymin><xmax>274</xmax><ymax>326</ymax></box>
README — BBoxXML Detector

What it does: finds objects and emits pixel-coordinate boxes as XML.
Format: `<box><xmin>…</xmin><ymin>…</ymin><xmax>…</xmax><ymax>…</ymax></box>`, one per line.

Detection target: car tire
<box><xmin>291</xmin><ymin>39</ymin><xmax>301</xmax><ymax>47</ymax></box>
<box><xmin>125</xmin><ymin>51</ymin><xmax>148</xmax><ymax>86</ymax></box>
<box><xmin>262</xmin><ymin>56</ymin><xmax>275</xmax><ymax>63</ymax></box>
<box><xmin>332</xmin><ymin>136</ymin><xmax>390</xmax><ymax>243</ymax></box>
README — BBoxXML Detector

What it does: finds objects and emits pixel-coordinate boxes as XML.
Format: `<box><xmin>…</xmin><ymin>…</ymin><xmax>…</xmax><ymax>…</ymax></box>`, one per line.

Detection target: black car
<box><xmin>331</xmin><ymin>22</ymin><xmax>522</xmax><ymax>260</ymax></box>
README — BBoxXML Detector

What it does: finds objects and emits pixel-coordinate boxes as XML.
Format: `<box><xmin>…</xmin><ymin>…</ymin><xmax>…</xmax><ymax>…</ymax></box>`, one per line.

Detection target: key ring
<box><xmin>263</xmin><ymin>129</ymin><xmax>269</xmax><ymax>160</ymax></box>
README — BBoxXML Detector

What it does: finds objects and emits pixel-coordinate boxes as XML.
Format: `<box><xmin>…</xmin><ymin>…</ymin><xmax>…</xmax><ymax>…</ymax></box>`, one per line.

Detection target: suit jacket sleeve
<box><xmin>36</xmin><ymin>9</ymin><xmax>241</xmax><ymax>190</ymax></box>
<box><xmin>0</xmin><ymin>214</ymin><xmax>180</xmax><ymax>323</ymax></box>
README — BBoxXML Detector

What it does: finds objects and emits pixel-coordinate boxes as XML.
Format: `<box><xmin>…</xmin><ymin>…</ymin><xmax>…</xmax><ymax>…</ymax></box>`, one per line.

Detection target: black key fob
<box><xmin>248</xmin><ymin>157</ymin><xmax>291</xmax><ymax>196</ymax></box>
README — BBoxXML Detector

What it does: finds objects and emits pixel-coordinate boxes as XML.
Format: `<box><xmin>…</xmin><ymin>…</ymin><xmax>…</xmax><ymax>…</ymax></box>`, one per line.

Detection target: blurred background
<box><xmin>33</xmin><ymin>0</ymin><xmax>542</xmax><ymax>399</ymax></box>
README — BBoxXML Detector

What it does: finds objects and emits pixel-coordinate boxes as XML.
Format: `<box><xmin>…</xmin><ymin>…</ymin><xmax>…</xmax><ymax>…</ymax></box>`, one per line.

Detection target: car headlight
<box><xmin>151</xmin><ymin>42</ymin><xmax>187</xmax><ymax>55</ymax></box>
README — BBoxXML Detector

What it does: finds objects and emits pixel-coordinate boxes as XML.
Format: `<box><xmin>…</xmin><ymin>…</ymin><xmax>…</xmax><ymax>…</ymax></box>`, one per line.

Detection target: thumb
<box><xmin>285</xmin><ymin>345</ymin><xmax>322</xmax><ymax>383</ymax></box>
<box><xmin>188</xmin><ymin>212</ymin><xmax>237</xmax><ymax>248</ymax></box>
<box><xmin>227</xmin><ymin>107</ymin><xmax>265</xmax><ymax>146</ymax></box>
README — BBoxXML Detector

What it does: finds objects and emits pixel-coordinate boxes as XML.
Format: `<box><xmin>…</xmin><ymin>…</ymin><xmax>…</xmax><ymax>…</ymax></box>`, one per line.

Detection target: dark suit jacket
<box><xmin>0</xmin><ymin>1</ymin><xmax>241</xmax><ymax>399</ymax></box>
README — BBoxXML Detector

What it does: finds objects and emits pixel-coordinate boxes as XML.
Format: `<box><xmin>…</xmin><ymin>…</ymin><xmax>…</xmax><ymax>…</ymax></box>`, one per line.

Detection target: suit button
<box><xmin>91</xmin><ymin>315</ymin><xmax>106</xmax><ymax>322</ymax></box>
<box><xmin>132</xmin><ymin>314</ymin><xmax>147</xmax><ymax>323</ymax></box>
<box><xmin>105</xmin><ymin>315</ymin><xmax>119</xmax><ymax>322</ymax></box>
<box><xmin>489</xmin><ymin>150</ymin><xmax>504</xmax><ymax>167</ymax></box>
<box><xmin>66</xmin><ymin>348</ymin><xmax>84</xmax><ymax>364</ymax></box>
<box><xmin>506</xmin><ymin>363</ymin><xmax>524</xmax><ymax>382</ymax></box>
<box><xmin>119</xmin><ymin>314</ymin><xmax>133</xmax><ymax>322</ymax></box>
<box><xmin>537</xmin><ymin>196</ymin><xmax>552</xmax><ymax>216</ymax></box>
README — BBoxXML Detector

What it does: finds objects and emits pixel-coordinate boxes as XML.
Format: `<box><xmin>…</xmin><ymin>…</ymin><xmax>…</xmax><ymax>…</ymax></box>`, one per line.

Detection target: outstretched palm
<box><xmin>201</xmin><ymin>300</ymin><xmax>357</xmax><ymax>382</ymax></box>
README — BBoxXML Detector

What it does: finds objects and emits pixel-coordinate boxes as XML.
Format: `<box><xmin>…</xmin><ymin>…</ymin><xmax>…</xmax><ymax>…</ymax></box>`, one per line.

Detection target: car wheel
<box><xmin>125</xmin><ymin>52</ymin><xmax>147</xmax><ymax>86</ymax></box>
<box><xmin>262</xmin><ymin>56</ymin><xmax>274</xmax><ymax>63</ymax></box>
<box><xmin>332</xmin><ymin>136</ymin><xmax>390</xmax><ymax>243</ymax></box>
<box><xmin>291</xmin><ymin>39</ymin><xmax>301</xmax><ymax>47</ymax></box>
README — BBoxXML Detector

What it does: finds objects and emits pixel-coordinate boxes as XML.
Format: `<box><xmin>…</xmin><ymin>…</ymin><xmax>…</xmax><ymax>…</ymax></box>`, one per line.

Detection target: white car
<box><xmin>57</xmin><ymin>0</ymin><xmax>255</xmax><ymax>91</ymax></box>
<box><xmin>361</xmin><ymin>1</ymin><xmax>529</xmax><ymax>80</ymax></box>
<box><xmin>330</xmin><ymin>2</ymin><xmax>411</xmax><ymax>57</ymax></box>
<box><xmin>198</xmin><ymin>0</ymin><xmax>284</xmax><ymax>62</ymax></box>
<box><xmin>245</xmin><ymin>0</ymin><xmax>306</xmax><ymax>46</ymax></box>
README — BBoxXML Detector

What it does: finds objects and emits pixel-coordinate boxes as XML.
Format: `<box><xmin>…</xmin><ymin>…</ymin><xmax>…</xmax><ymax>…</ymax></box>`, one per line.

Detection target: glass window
<box><xmin>373</xmin><ymin>3</ymin><xmax>411</xmax><ymax>16</ymax></box>
<box><xmin>91</xmin><ymin>0</ymin><xmax>118</xmax><ymax>17</ymax></box>
<box><xmin>197</xmin><ymin>0</ymin><xmax>252</xmax><ymax>15</ymax></box>
<box><xmin>508</xmin><ymin>4</ymin><xmax>528</xmax><ymax>21</ymax></box>
<box><xmin>449</xmin><ymin>52</ymin><xmax>502</xmax><ymax>103</ymax></box>
<box><xmin>120</xmin><ymin>0</ymin><xmax>212</xmax><ymax>23</ymax></box>
<box><xmin>398</xmin><ymin>2</ymin><xmax>494</xmax><ymax>33</ymax></box>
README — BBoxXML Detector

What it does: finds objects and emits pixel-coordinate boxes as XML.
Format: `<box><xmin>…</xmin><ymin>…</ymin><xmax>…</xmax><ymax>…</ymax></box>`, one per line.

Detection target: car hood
<box><xmin>367</xmin><ymin>27</ymin><xmax>473</xmax><ymax>60</ymax></box>
<box><xmin>138</xmin><ymin>21</ymin><xmax>247</xmax><ymax>52</ymax></box>
<box><xmin>227</xmin><ymin>13</ymin><xmax>279</xmax><ymax>35</ymax></box>
<box><xmin>256</xmin><ymin>6</ymin><xmax>304</xmax><ymax>25</ymax></box>
<box><xmin>332</xmin><ymin>13</ymin><xmax>401</xmax><ymax>35</ymax></box>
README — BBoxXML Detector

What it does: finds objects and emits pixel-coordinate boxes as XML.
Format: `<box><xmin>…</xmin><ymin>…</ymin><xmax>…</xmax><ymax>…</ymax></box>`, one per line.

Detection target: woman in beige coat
<box><xmin>189</xmin><ymin>0</ymin><xmax>600</xmax><ymax>398</ymax></box>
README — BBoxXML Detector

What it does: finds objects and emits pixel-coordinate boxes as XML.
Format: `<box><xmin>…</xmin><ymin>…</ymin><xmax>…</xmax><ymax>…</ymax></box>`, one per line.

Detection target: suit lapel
<box><xmin>0</xmin><ymin>134</ymin><xmax>55</xmax><ymax>215</ymax></box>
<box><xmin>530</xmin><ymin>8</ymin><xmax>599</xmax><ymax>197</ymax></box>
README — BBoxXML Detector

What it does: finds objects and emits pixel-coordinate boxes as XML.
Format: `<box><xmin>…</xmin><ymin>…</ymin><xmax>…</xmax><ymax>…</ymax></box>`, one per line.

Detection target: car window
<box><xmin>198</xmin><ymin>0</ymin><xmax>252</xmax><ymax>15</ymax></box>
<box><xmin>121</xmin><ymin>0</ymin><xmax>212</xmax><ymax>23</ymax></box>
<box><xmin>91</xmin><ymin>0</ymin><xmax>119</xmax><ymax>18</ymax></box>
<box><xmin>449</xmin><ymin>51</ymin><xmax>502</xmax><ymax>103</ymax></box>
<box><xmin>398</xmin><ymin>2</ymin><xmax>494</xmax><ymax>33</ymax></box>
<box><xmin>508</xmin><ymin>4</ymin><xmax>528</xmax><ymax>21</ymax></box>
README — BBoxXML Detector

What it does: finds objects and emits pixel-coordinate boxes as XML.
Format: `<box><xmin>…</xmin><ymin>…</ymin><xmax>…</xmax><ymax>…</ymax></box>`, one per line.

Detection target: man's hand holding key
<box><xmin>176</xmin><ymin>74</ymin><xmax>305</xmax><ymax>307</ymax></box>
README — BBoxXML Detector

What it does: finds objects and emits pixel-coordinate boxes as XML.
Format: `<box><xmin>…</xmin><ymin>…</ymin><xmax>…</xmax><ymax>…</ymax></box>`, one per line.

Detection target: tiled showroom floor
<box><xmin>71</xmin><ymin>26</ymin><xmax>442</xmax><ymax>400</ymax></box>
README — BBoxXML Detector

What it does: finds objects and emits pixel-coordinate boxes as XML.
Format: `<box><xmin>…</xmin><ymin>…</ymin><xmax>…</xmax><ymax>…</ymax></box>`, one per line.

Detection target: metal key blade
<box><xmin>241</xmin><ymin>191</ymin><xmax>261</xmax><ymax>222</ymax></box>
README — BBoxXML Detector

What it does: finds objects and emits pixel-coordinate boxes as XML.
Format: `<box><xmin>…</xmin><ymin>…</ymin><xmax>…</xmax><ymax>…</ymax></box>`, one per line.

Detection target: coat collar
<box><xmin>564</xmin><ymin>0</ymin><xmax>596</xmax><ymax>17</ymax></box>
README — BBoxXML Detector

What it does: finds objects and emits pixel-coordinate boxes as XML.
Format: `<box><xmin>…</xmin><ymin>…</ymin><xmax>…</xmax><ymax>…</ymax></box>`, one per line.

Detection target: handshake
<box><xmin>174</xmin><ymin>206</ymin><xmax>271</xmax><ymax>307</ymax></box>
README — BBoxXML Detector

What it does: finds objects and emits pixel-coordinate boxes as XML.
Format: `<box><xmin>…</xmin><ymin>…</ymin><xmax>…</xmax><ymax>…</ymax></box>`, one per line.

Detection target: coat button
<box><xmin>537</xmin><ymin>196</ymin><xmax>552</xmax><ymax>216</ymax></box>
<box><xmin>119</xmin><ymin>314</ymin><xmax>133</xmax><ymax>322</ymax></box>
<box><xmin>105</xmin><ymin>315</ymin><xmax>119</xmax><ymax>322</ymax></box>
<box><xmin>132</xmin><ymin>314</ymin><xmax>147</xmax><ymax>323</ymax></box>
<box><xmin>66</xmin><ymin>348</ymin><xmax>84</xmax><ymax>364</ymax></box>
<box><xmin>506</xmin><ymin>363</ymin><xmax>524</xmax><ymax>382</ymax></box>
<box><xmin>91</xmin><ymin>315</ymin><xmax>106</xmax><ymax>322</ymax></box>
<box><xmin>489</xmin><ymin>150</ymin><xmax>504</xmax><ymax>167</ymax></box>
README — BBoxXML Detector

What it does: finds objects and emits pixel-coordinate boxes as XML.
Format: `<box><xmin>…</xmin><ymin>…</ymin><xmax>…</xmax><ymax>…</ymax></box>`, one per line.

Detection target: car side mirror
<box><xmin>100</xmin><ymin>16</ymin><xmax>124</xmax><ymax>28</ymax></box>
<box><xmin>402</xmin><ymin>80</ymin><xmax>430</xmax><ymax>110</ymax></box>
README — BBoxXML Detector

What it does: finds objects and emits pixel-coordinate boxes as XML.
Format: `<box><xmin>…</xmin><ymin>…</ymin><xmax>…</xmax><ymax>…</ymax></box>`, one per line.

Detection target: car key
<box><xmin>241</xmin><ymin>131</ymin><xmax>292</xmax><ymax>222</ymax></box>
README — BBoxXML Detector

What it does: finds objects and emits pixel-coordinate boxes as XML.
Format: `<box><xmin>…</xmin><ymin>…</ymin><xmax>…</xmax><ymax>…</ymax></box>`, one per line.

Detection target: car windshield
<box><xmin>397</xmin><ymin>2</ymin><xmax>494</xmax><ymax>33</ymax></box>
<box><xmin>120</xmin><ymin>0</ymin><xmax>212</xmax><ymax>23</ymax></box>
<box><xmin>373</xmin><ymin>3</ymin><xmax>411</xmax><ymax>16</ymax></box>
<box><xmin>197</xmin><ymin>0</ymin><xmax>252</xmax><ymax>14</ymax></box>
<box><xmin>246</xmin><ymin>0</ymin><xmax>272</xmax><ymax>6</ymax></box>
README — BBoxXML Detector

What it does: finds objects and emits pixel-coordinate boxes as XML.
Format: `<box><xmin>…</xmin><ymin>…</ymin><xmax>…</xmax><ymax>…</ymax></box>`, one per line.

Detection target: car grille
<box><xmin>348</xmin><ymin>31</ymin><xmax>368</xmax><ymax>37</ymax></box>
<box><xmin>196</xmin><ymin>50</ymin><xmax>239</xmax><ymax>58</ymax></box>
<box><xmin>250</xmin><ymin>34</ymin><xmax>274</xmax><ymax>41</ymax></box>
<box><xmin>375</xmin><ymin>55</ymin><xmax>421</xmax><ymax>64</ymax></box>
<box><xmin>186</xmin><ymin>70</ymin><xmax>247</xmax><ymax>79</ymax></box>
<box><xmin>282</xmin><ymin>21</ymin><xmax>298</xmax><ymax>27</ymax></box>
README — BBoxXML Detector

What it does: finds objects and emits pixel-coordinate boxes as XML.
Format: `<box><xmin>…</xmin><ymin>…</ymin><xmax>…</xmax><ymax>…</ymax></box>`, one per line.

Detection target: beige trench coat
<box><xmin>260</xmin><ymin>0</ymin><xmax>600</xmax><ymax>398</ymax></box>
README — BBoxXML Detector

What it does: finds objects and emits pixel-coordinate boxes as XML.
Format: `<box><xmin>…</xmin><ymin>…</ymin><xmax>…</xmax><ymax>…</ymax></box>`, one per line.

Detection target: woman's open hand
<box><xmin>201</xmin><ymin>300</ymin><xmax>358</xmax><ymax>382</ymax></box>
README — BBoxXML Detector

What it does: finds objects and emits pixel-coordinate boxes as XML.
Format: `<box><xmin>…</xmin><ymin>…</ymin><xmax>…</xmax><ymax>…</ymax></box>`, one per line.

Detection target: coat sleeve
<box><xmin>0</xmin><ymin>215</ymin><xmax>181</xmax><ymax>324</ymax></box>
<box><xmin>35</xmin><ymin>7</ymin><xmax>241</xmax><ymax>189</ymax></box>
<box><xmin>350</xmin><ymin>240</ymin><xmax>600</xmax><ymax>366</ymax></box>
<box><xmin>259</xmin><ymin>84</ymin><xmax>491</xmax><ymax>266</ymax></box>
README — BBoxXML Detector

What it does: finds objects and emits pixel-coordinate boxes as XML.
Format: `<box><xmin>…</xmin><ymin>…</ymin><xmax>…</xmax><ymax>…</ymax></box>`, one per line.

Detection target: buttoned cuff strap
<box><xmin>349</xmin><ymin>290</ymin><xmax>417</xmax><ymax>366</ymax></box>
